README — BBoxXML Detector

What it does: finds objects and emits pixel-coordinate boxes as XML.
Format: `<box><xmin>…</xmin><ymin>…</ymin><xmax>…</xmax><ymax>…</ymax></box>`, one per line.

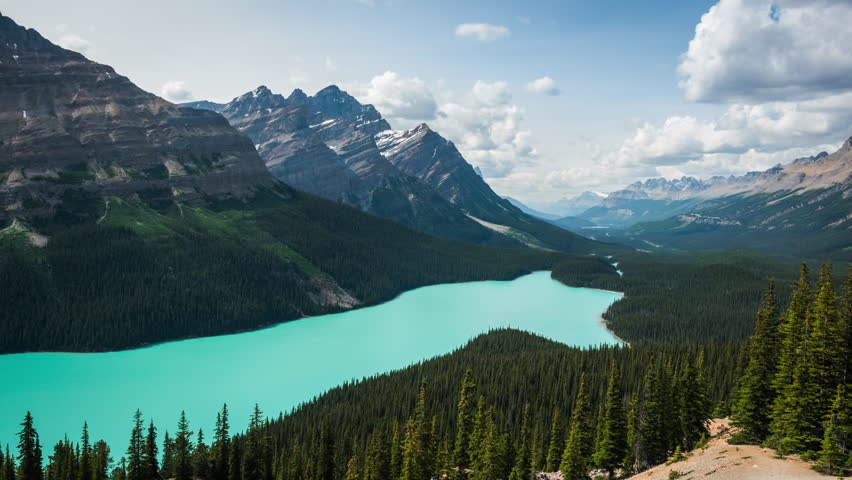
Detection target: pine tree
<box><xmin>434</xmin><ymin>437</ymin><xmax>452</xmax><ymax>480</ymax></box>
<box><xmin>508</xmin><ymin>404</ymin><xmax>531</xmax><ymax>480</ymax></box>
<box><xmin>17</xmin><ymin>412</ymin><xmax>43</xmax><ymax>480</ymax></box>
<box><xmin>544</xmin><ymin>409</ymin><xmax>563</xmax><ymax>472</ymax></box>
<box><xmin>92</xmin><ymin>441</ymin><xmax>111</xmax><ymax>480</ymax></box>
<box><xmin>773</xmin><ymin>264</ymin><xmax>812</xmax><ymax>391</ymax></box>
<box><xmin>622</xmin><ymin>398</ymin><xmax>638</xmax><ymax>475</ymax></box>
<box><xmin>211</xmin><ymin>406</ymin><xmax>230</xmax><ymax>480</ymax></box>
<box><xmin>342</xmin><ymin>456</ymin><xmax>361</xmax><ymax>480</ymax></box>
<box><xmin>467</xmin><ymin>397</ymin><xmax>488</xmax><ymax>468</ymax></box>
<box><xmin>142</xmin><ymin>422</ymin><xmax>158</xmax><ymax>480</ymax></box>
<box><xmin>732</xmin><ymin>282</ymin><xmax>781</xmax><ymax>442</ymax></box>
<box><xmin>770</xmin><ymin>264</ymin><xmax>812</xmax><ymax>446</ymax></box>
<box><xmin>400</xmin><ymin>419</ymin><xmax>420</xmax><ymax>480</ymax></box>
<box><xmin>362</xmin><ymin>431</ymin><xmax>388</xmax><ymax>480</ymax></box>
<box><xmin>816</xmin><ymin>384</ymin><xmax>850</xmax><ymax>475</ymax></box>
<box><xmin>560</xmin><ymin>374</ymin><xmax>592</xmax><ymax>480</ymax></box>
<box><xmin>389</xmin><ymin>421</ymin><xmax>402</xmax><ymax>480</ymax></box>
<box><xmin>679</xmin><ymin>352</ymin><xmax>710</xmax><ymax>449</ymax></box>
<box><xmin>452</xmin><ymin>370</ymin><xmax>477</xmax><ymax>474</ymax></box>
<box><xmin>315</xmin><ymin>423</ymin><xmax>334</xmax><ymax>480</ymax></box>
<box><xmin>79</xmin><ymin>423</ymin><xmax>92</xmax><ymax>480</ymax></box>
<box><xmin>126</xmin><ymin>411</ymin><xmax>145</xmax><ymax>480</ymax></box>
<box><xmin>471</xmin><ymin>407</ymin><xmax>500</xmax><ymax>480</ymax></box>
<box><xmin>160</xmin><ymin>432</ymin><xmax>174</xmax><ymax>480</ymax></box>
<box><xmin>192</xmin><ymin>430</ymin><xmax>209</xmax><ymax>480</ymax></box>
<box><xmin>593</xmin><ymin>361</ymin><xmax>628</xmax><ymax>479</ymax></box>
<box><xmin>173</xmin><ymin>412</ymin><xmax>193</xmax><ymax>480</ymax></box>
<box><xmin>242</xmin><ymin>406</ymin><xmax>266</xmax><ymax>480</ymax></box>
<box><xmin>637</xmin><ymin>362</ymin><xmax>668</xmax><ymax>468</ymax></box>
<box><xmin>226</xmin><ymin>442</ymin><xmax>240</xmax><ymax>480</ymax></box>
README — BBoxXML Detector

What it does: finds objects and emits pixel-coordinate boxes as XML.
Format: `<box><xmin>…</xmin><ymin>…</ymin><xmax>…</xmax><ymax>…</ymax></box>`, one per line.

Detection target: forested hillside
<box><xmin>0</xmin><ymin>184</ymin><xmax>579</xmax><ymax>353</ymax></box>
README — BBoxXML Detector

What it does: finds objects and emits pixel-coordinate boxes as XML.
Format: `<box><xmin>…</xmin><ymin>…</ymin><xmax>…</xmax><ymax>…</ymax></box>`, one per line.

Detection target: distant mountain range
<box><xmin>613</xmin><ymin>141</ymin><xmax>852</xmax><ymax>259</ymax></box>
<box><xmin>184</xmin><ymin>87</ymin><xmax>610</xmax><ymax>253</ymax></box>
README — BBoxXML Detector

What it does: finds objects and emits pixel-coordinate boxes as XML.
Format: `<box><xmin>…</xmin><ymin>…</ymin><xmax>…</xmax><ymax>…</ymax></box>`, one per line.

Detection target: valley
<box><xmin>0</xmin><ymin>4</ymin><xmax>850</xmax><ymax>480</ymax></box>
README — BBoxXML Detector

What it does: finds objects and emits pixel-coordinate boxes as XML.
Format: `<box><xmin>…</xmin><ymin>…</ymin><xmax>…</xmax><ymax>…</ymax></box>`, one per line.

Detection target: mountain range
<box><xmin>0</xmin><ymin>14</ymin><xmax>602</xmax><ymax>353</ymax></box>
<box><xmin>614</xmin><ymin>141</ymin><xmax>852</xmax><ymax>259</ymax></box>
<box><xmin>183</xmin><ymin>87</ymin><xmax>607</xmax><ymax>253</ymax></box>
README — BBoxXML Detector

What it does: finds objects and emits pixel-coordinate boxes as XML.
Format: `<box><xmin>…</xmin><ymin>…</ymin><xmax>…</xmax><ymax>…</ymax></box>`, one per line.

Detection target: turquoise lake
<box><xmin>0</xmin><ymin>271</ymin><xmax>622</xmax><ymax>451</ymax></box>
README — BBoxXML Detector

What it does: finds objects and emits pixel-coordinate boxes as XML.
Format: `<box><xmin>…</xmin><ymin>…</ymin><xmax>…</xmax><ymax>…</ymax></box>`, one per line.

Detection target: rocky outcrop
<box><xmin>0</xmin><ymin>14</ymin><xmax>274</xmax><ymax>221</ymax></box>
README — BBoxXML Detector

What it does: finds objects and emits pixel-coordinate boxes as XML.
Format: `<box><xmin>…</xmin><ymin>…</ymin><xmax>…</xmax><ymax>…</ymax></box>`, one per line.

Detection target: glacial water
<box><xmin>0</xmin><ymin>271</ymin><xmax>622</xmax><ymax>450</ymax></box>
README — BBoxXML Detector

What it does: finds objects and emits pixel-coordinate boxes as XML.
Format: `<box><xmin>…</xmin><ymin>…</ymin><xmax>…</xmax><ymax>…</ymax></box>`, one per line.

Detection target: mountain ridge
<box><xmin>186</xmin><ymin>86</ymin><xmax>617</xmax><ymax>254</ymax></box>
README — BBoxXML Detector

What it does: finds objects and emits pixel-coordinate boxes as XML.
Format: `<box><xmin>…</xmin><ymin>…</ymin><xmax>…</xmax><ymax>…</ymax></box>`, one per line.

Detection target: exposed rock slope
<box><xmin>0</xmin><ymin>15</ymin><xmax>273</xmax><ymax>222</ymax></box>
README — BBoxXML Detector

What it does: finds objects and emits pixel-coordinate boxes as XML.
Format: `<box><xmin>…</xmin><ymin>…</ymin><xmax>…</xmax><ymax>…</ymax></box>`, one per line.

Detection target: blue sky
<box><xmin>4</xmin><ymin>0</ymin><xmax>852</xmax><ymax>206</ymax></box>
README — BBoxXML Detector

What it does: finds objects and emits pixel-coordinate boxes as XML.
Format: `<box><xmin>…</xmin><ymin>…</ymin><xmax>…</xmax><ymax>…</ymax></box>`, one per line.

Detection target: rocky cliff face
<box><xmin>374</xmin><ymin>123</ymin><xmax>609</xmax><ymax>253</ymax></box>
<box><xmin>190</xmin><ymin>86</ymin><xmax>525</xmax><ymax>248</ymax></box>
<box><xmin>0</xmin><ymin>15</ymin><xmax>274</xmax><ymax>222</ymax></box>
<box><xmin>375</xmin><ymin>123</ymin><xmax>513</xmax><ymax>218</ymax></box>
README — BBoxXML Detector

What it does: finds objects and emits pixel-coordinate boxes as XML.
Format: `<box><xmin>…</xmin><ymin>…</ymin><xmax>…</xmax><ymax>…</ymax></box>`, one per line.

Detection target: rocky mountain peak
<box><xmin>0</xmin><ymin>14</ymin><xmax>274</xmax><ymax>221</ymax></box>
<box><xmin>288</xmin><ymin>88</ymin><xmax>308</xmax><ymax>104</ymax></box>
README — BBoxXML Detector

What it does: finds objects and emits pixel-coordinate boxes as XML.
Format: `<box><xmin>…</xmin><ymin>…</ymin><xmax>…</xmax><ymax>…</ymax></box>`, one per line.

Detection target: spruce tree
<box><xmin>452</xmin><ymin>370</ymin><xmax>476</xmax><ymax>473</ymax></box>
<box><xmin>192</xmin><ymin>430</ymin><xmax>209</xmax><ymax>480</ymax></box>
<box><xmin>638</xmin><ymin>361</ymin><xmax>669</xmax><ymax>467</ymax></box>
<box><xmin>770</xmin><ymin>263</ymin><xmax>812</xmax><ymax>443</ymax></box>
<box><xmin>17</xmin><ymin>412</ymin><xmax>43</xmax><ymax>480</ymax></box>
<box><xmin>315</xmin><ymin>423</ymin><xmax>334</xmax><ymax>480</ymax></box>
<box><xmin>679</xmin><ymin>352</ymin><xmax>710</xmax><ymax>448</ymax></box>
<box><xmin>471</xmin><ymin>407</ymin><xmax>500</xmax><ymax>480</ymax></box>
<box><xmin>560</xmin><ymin>374</ymin><xmax>592</xmax><ymax>480</ymax></box>
<box><xmin>622</xmin><ymin>397</ymin><xmax>638</xmax><ymax>475</ymax></box>
<box><xmin>160</xmin><ymin>432</ymin><xmax>174</xmax><ymax>480</ymax></box>
<box><xmin>142</xmin><ymin>422</ymin><xmax>158</xmax><ymax>480</ymax></box>
<box><xmin>399</xmin><ymin>419</ymin><xmax>420</xmax><ymax>480</ymax></box>
<box><xmin>816</xmin><ymin>385</ymin><xmax>850</xmax><ymax>476</ymax></box>
<box><xmin>173</xmin><ymin>412</ymin><xmax>193</xmax><ymax>480</ymax></box>
<box><xmin>593</xmin><ymin>361</ymin><xmax>628</xmax><ymax>479</ymax></box>
<box><xmin>211</xmin><ymin>406</ymin><xmax>230</xmax><ymax>480</ymax></box>
<box><xmin>242</xmin><ymin>406</ymin><xmax>266</xmax><ymax>480</ymax></box>
<box><xmin>126</xmin><ymin>411</ymin><xmax>145</xmax><ymax>480</ymax></box>
<box><xmin>6</xmin><ymin>445</ymin><xmax>16</xmax><ymax>480</ymax></box>
<box><xmin>362</xmin><ymin>431</ymin><xmax>388</xmax><ymax>480</ymax></box>
<box><xmin>508</xmin><ymin>404</ymin><xmax>531</xmax><ymax>480</ymax></box>
<box><xmin>732</xmin><ymin>282</ymin><xmax>781</xmax><ymax>442</ymax></box>
<box><xmin>342</xmin><ymin>456</ymin><xmax>361</xmax><ymax>480</ymax></box>
<box><xmin>467</xmin><ymin>397</ymin><xmax>488</xmax><ymax>468</ymax></box>
<box><xmin>388</xmin><ymin>421</ymin><xmax>402</xmax><ymax>480</ymax></box>
<box><xmin>544</xmin><ymin>410</ymin><xmax>563</xmax><ymax>472</ymax></box>
<box><xmin>79</xmin><ymin>423</ymin><xmax>92</xmax><ymax>480</ymax></box>
<box><xmin>92</xmin><ymin>441</ymin><xmax>110</xmax><ymax>480</ymax></box>
<box><xmin>226</xmin><ymin>442</ymin><xmax>240</xmax><ymax>480</ymax></box>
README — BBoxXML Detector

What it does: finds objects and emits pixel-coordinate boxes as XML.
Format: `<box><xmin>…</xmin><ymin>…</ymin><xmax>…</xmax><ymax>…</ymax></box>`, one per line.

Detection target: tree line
<box><xmin>4</xmin><ymin>354</ymin><xmax>710</xmax><ymax>480</ymax></box>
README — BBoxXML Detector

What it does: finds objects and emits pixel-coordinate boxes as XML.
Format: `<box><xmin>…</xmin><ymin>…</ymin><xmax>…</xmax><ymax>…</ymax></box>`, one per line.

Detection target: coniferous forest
<box><xmin>2</xmin><ymin>264</ymin><xmax>849</xmax><ymax>479</ymax></box>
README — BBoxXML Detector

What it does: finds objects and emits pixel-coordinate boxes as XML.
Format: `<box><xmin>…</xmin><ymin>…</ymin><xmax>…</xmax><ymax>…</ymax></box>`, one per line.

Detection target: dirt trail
<box><xmin>626</xmin><ymin>418</ymin><xmax>832</xmax><ymax>479</ymax></box>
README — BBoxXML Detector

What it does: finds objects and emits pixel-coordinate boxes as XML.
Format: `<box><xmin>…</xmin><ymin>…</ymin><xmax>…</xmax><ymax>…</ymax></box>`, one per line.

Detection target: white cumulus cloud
<box><xmin>160</xmin><ymin>81</ymin><xmax>194</xmax><ymax>103</ymax></box>
<box><xmin>54</xmin><ymin>25</ymin><xmax>94</xmax><ymax>58</ymax></box>
<box><xmin>678</xmin><ymin>0</ymin><xmax>852</xmax><ymax>103</ymax></box>
<box><xmin>361</xmin><ymin>71</ymin><xmax>439</xmax><ymax>121</ymax></box>
<box><xmin>526</xmin><ymin>76</ymin><xmax>560</xmax><ymax>96</ymax></box>
<box><xmin>433</xmin><ymin>81</ymin><xmax>536</xmax><ymax>178</ymax></box>
<box><xmin>454</xmin><ymin>23</ymin><xmax>511</xmax><ymax>42</ymax></box>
